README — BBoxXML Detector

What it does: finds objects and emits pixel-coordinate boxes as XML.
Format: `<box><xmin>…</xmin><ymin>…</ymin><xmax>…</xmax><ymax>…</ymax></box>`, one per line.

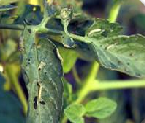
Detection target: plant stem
<box><xmin>68</xmin><ymin>33</ymin><xmax>91</xmax><ymax>43</ymax></box>
<box><xmin>0</xmin><ymin>24</ymin><xmax>87</xmax><ymax>41</ymax></box>
<box><xmin>61</xmin><ymin>116</ymin><xmax>67</xmax><ymax>123</ymax></box>
<box><xmin>92</xmin><ymin>80</ymin><xmax>145</xmax><ymax>90</ymax></box>
<box><xmin>108</xmin><ymin>1</ymin><xmax>121</xmax><ymax>23</ymax></box>
<box><xmin>0</xmin><ymin>24</ymin><xmax>24</xmax><ymax>30</ymax></box>
<box><xmin>72</xmin><ymin>66</ymin><xmax>81</xmax><ymax>85</ymax></box>
<box><xmin>0</xmin><ymin>23</ymin><xmax>63</xmax><ymax>34</ymax></box>
<box><xmin>75</xmin><ymin>62</ymin><xmax>99</xmax><ymax>104</ymax></box>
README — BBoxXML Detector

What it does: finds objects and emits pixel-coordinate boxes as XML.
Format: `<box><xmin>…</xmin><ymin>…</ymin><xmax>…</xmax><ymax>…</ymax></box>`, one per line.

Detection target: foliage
<box><xmin>21</xmin><ymin>28</ymin><xmax>63</xmax><ymax>122</ymax></box>
<box><xmin>0</xmin><ymin>0</ymin><xmax>145</xmax><ymax>123</ymax></box>
<box><xmin>58</xmin><ymin>47</ymin><xmax>78</xmax><ymax>73</ymax></box>
<box><xmin>64</xmin><ymin>98</ymin><xmax>117</xmax><ymax>123</ymax></box>
<box><xmin>64</xmin><ymin>104</ymin><xmax>86</xmax><ymax>123</ymax></box>
<box><xmin>85</xmin><ymin>98</ymin><xmax>117</xmax><ymax>119</ymax></box>
<box><xmin>0</xmin><ymin>74</ymin><xmax>26</xmax><ymax>123</ymax></box>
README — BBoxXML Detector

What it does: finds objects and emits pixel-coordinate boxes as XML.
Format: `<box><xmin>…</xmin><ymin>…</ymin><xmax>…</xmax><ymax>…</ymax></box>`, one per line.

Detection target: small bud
<box><xmin>60</xmin><ymin>8</ymin><xmax>72</xmax><ymax>20</ymax></box>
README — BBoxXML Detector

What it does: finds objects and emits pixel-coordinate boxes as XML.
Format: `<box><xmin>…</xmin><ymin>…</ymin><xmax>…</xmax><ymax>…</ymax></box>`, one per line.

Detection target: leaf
<box><xmin>69</xmin><ymin>17</ymin><xmax>93</xmax><ymax>36</ymax></box>
<box><xmin>0</xmin><ymin>5</ymin><xmax>17</xmax><ymax>11</ymax></box>
<box><xmin>64</xmin><ymin>104</ymin><xmax>86</xmax><ymax>123</ymax></box>
<box><xmin>0</xmin><ymin>74</ymin><xmax>26</xmax><ymax>123</ymax></box>
<box><xmin>86</xmin><ymin>19</ymin><xmax>123</xmax><ymax>39</ymax></box>
<box><xmin>43</xmin><ymin>1</ymin><xmax>57</xmax><ymax>18</ymax></box>
<box><xmin>74</xmin><ymin>41</ymin><xmax>96</xmax><ymax>61</ymax></box>
<box><xmin>85</xmin><ymin>98</ymin><xmax>117</xmax><ymax>119</ymax></box>
<box><xmin>0</xmin><ymin>0</ymin><xmax>18</xmax><ymax>5</ymax></box>
<box><xmin>86</xmin><ymin>34</ymin><xmax>145</xmax><ymax>77</ymax></box>
<box><xmin>21</xmin><ymin>28</ymin><xmax>63</xmax><ymax>123</ymax></box>
<box><xmin>14</xmin><ymin>5</ymin><xmax>43</xmax><ymax>25</ymax></box>
<box><xmin>73</xmin><ymin>19</ymin><xmax>145</xmax><ymax>77</ymax></box>
<box><xmin>0</xmin><ymin>39</ymin><xmax>17</xmax><ymax>61</ymax></box>
<box><xmin>58</xmin><ymin>47</ymin><xmax>78</xmax><ymax>73</ymax></box>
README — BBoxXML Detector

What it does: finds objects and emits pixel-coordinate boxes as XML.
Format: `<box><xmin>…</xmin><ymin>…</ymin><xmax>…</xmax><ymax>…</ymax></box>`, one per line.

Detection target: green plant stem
<box><xmin>0</xmin><ymin>24</ymin><xmax>88</xmax><ymax>44</ymax></box>
<box><xmin>61</xmin><ymin>116</ymin><xmax>67</xmax><ymax>123</ymax></box>
<box><xmin>68</xmin><ymin>33</ymin><xmax>91</xmax><ymax>43</ymax></box>
<box><xmin>108</xmin><ymin>2</ymin><xmax>121</xmax><ymax>23</ymax></box>
<box><xmin>75</xmin><ymin>62</ymin><xmax>99</xmax><ymax>104</ymax></box>
<box><xmin>92</xmin><ymin>80</ymin><xmax>145</xmax><ymax>90</ymax></box>
<box><xmin>0</xmin><ymin>24</ymin><xmax>24</xmax><ymax>30</ymax></box>
<box><xmin>72</xmin><ymin>66</ymin><xmax>81</xmax><ymax>85</ymax></box>
<box><xmin>0</xmin><ymin>23</ymin><xmax>63</xmax><ymax>34</ymax></box>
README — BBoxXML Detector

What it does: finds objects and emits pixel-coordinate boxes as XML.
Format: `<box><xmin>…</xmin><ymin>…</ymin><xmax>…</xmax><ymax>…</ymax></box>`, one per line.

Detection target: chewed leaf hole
<box><xmin>34</xmin><ymin>96</ymin><xmax>38</xmax><ymax>109</ymax></box>
<box><xmin>39</xmin><ymin>101</ymin><xmax>45</xmax><ymax>105</ymax></box>
<box><xmin>127</xmin><ymin>62</ymin><xmax>130</xmax><ymax>65</ymax></box>
<box><xmin>129</xmin><ymin>53</ymin><xmax>133</xmax><ymax>57</ymax></box>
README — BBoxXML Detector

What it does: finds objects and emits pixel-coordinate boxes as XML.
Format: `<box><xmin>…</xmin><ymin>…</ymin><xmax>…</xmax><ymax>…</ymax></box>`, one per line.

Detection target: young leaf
<box><xmin>64</xmin><ymin>104</ymin><xmax>86</xmax><ymax>123</ymax></box>
<box><xmin>58</xmin><ymin>47</ymin><xmax>78</xmax><ymax>73</ymax></box>
<box><xmin>21</xmin><ymin>28</ymin><xmax>63</xmax><ymax>123</ymax></box>
<box><xmin>85</xmin><ymin>98</ymin><xmax>117</xmax><ymax>119</ymax></box>
<box><xmin>0</xmin><ymin>74</ymin><xmax>26</xmax><ymax>123</ymax></box>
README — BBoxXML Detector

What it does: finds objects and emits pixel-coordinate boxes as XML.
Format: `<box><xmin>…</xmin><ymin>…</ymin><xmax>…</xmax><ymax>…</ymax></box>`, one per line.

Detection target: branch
<box><xmin>0</xmin><ymin>23</ymin><xmax>63</xmax><ymax>34</ymax></box>
<box><xmin>75</xmin><ymin>62</ymin><xmax>99</xmax><ymax>104</ymax></box>
<box><xmin>91</xmin><ymin>80</ymin><xmax>145</xmax><ymax>90</ymax></box>
<box><xmin>0</xmin><ymin>24</ymin><xmax>24</xmax><ymax>30</ymax></box>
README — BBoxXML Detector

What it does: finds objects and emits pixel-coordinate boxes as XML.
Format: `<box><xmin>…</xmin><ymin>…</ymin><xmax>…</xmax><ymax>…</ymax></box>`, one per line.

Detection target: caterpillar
<box><xmin>21</xmin><ymin>28</ymin><xmax>63</xmax><ymax>123</ymax></box>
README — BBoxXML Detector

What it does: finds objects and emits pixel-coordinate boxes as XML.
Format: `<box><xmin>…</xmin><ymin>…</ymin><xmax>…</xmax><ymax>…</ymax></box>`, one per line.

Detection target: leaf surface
<box><xmin>87</xmin><ymin>34</ymin><xmax>145</xmax><ymax>77</ymax></box>
<box><xmin>73</xmin><ymin>19</ymin><xmax>145</xmax><ymax>77</ymax></box>
<box><xmin>22</xmin><ymin>27</ymin><xmax>63</xmax><ymax>123</ymax></box>
<box><xmin>0</xmin><ymin>74</ymin><xmax>25</xmax><ymax>123</ymax></box>
<box><xmin>0</xmin><ymin>5</ymin><xmax>17</xmax><ymax>11</ymax></box>
<box><xmin>64</xmin><ymin>104</ymin><xmax>86</xmax><ymax>123</ymax></box>
<box><xmin>58</xmin><ymin>47</ymin><xmax>78</xmax><ymax>73</ymax></box>
<box><xmin>0</xmin><ymin>0</ymin><xmax>18</xmax><ymax>5</ymax></box>
<box><xmin>86</xmin><ymin>19</ymin><xmax>123</xmax><ymax>39</ymax></box>
<box><xmin>85</xmin><ymin>98</ymin><xmax>117</xmax><ymax>119</ymax></box>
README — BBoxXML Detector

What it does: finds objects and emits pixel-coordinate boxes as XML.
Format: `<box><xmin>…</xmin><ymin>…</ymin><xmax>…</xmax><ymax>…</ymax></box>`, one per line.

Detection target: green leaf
<box><xmin>87</xmin><ymin>34</ymin><xmax>145</xmax><ymax>77</ymax></box>
<box><xmin>0</xmin><ymin>74</ymin><xmax>26</xmax><ymax>123</ymax></box>
<box><xmin>72</xmin><ymin>19</ymin><xmax>145</xmax><ymax>77</ymax></box>
<box><xmin>21</xmin><ymin>28</ymin><xmax>63</xmax><ymax>123</ymax></box>
<box><xmin>0</xmin><ymin>39</ymin><xmax>17</xmax><ymax>61</ymax></box>
<box><xmin>74</xmin><ymin>41</ymin><xmax>96</xmax><ymax>61</ymax></box>
<box><xmin>64</xmin><ymin>104</ymin><xmax>86</xmax><ymax>123</ymax></box>
<box><xmin>86</xmin><ymin>19</ymin><xmax>123</xmax><ymax>39</ymax></box>
<box><xmin>14</xmin><ymin>5</ymin><xmax>42</xmax><ymax>25</ymax></box>
<box><xmin>85</xmin><ymin>98</ymin><xmax>117</xmax><ymax>119</ymax></box>
<box><xmin>0</xmin><ymin>0</ymin><xmax>18</xmax><ymax>5</ymax></box>
<box><xmin>0</xmin><ymin>5</ymin><xmax>17</xmax><ymax>11</ymax></box>
<box><xmin>58</xmin><ymin>47</ymin><xmax>78</xmax><ymax>73</ymax></box>
<box><xmin>43</xmin><ymin>1</ymin><xmax>57</xmax><ymax>18</ymax></box>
